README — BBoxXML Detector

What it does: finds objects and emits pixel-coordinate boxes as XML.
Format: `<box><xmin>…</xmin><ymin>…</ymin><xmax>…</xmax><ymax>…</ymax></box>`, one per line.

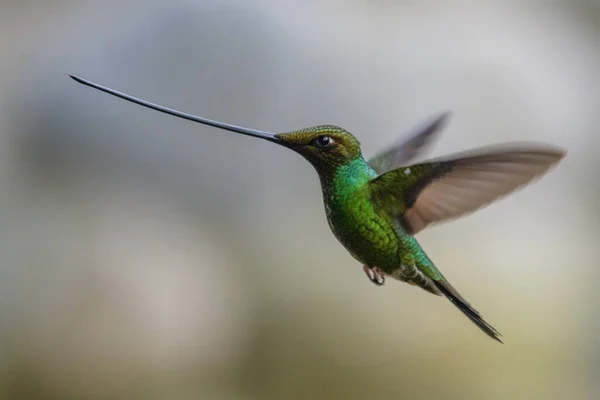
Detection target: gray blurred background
<box><xmin>0</xmin><ymin>1</ymin><xmax>597</xmax><ymax>399</ymax></box>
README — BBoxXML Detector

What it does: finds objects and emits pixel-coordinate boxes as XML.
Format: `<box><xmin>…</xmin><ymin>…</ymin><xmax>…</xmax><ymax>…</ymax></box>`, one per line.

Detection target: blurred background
<box><xmin>0</xmin><ymin>1</ymin><xmax>597</xmax><ymax>399</ymax></box>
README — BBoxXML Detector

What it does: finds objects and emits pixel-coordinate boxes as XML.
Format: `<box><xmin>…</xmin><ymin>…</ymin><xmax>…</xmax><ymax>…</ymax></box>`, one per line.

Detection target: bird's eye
<box><xmin>313</xmin><ymin>135</ymin><xmax>334</xmax><ymax>148</ymax></box>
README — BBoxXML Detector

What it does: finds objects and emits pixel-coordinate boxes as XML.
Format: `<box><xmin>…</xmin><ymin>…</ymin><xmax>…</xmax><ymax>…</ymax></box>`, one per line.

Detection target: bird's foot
<box><xmin>363</xmin><ymin>265</ymin><xmax>385</xmax><ymax>286</ymax></box>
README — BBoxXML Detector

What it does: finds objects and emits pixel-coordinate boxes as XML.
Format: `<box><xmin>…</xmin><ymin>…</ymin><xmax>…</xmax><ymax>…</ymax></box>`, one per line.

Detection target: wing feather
<box><xmin>367</xmin><ymin>112</ymin><xmax>450</xmax><ymax>174</ymax></box>
<box><xmin>369</xmin><ymin>143</ymin><xmax>565</xmax><ymax>234</ymax></box>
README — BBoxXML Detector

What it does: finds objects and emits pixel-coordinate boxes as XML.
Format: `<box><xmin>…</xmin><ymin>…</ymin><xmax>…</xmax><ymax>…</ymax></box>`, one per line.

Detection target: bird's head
<box><xmin>274</xmin><ymin>125</ymin><xmax>363</xmax><ymax>173</ymax></box>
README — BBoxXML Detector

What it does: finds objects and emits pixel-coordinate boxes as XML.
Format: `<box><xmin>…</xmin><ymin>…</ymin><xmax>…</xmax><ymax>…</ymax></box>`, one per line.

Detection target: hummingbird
<box><xmin>69</xmin><ymin>74</ymin><xmax>565</xmax><ymax>343</ymax></box>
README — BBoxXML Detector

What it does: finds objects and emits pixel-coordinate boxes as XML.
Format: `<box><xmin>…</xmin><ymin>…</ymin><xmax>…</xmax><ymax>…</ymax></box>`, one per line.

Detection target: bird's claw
<box><xmin>363</xmin><ymin>265</ymin><xmax>385</xmax><ymax>286</ymax></box>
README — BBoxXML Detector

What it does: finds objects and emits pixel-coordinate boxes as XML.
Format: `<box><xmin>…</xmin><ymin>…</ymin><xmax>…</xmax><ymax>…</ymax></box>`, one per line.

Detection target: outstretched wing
<box><xmin>368</xmin><ymin>143</ymin><xmax>565</xmax><ymax>235</ymax></box>
<box><xmin>367</xmin><ymin>112</ymin><xmax>450</xmax><ymax>174</ymax></box>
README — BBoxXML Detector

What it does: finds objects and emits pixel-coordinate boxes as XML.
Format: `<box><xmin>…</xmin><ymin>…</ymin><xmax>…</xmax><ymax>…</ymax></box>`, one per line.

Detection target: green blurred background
<box><xmin>0</xmin><ymin>1</ymin><xmax>597</xmax><ymax>399</ymax></box>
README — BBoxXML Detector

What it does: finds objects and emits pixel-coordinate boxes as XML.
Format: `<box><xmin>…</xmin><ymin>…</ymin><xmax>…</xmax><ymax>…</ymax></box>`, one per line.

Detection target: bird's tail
<box><xmin>433</xmin><ymin>279</ymin><xmax>503</xmax><ymax>343</ymax></box>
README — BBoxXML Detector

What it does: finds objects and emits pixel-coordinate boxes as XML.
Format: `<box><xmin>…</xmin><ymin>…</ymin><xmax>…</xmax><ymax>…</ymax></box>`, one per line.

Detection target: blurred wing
<box><xmin>369</xmin><ymin>143</ymin><xmax>565</xmax><ymax>235</ymax></box>
<box><xmin>367</xmin><ymin>112</ymin><xmax>451</xmax><ymax>174</ymax></box>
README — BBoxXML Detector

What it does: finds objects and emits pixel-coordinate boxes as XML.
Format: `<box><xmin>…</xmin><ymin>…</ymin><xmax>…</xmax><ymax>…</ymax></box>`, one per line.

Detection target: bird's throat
<box><xmin>322</xmin><ymin>157</ymin><xmax>378</xmax><ymax>202</ymax></box>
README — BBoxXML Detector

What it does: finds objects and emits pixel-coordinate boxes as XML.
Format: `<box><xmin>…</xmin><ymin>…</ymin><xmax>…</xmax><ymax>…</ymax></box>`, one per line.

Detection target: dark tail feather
<box><xmin>433</xmin><ymin>280</ymin><xmax>503</xmax><ymax>343</ymax></box>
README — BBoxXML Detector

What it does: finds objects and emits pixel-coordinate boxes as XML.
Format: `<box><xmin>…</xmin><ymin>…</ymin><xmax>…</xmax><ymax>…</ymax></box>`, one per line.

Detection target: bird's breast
<box><xmin>324</xmin><ymin>191</ymin><xmax>399</xmax><ymax>269</ymax></box>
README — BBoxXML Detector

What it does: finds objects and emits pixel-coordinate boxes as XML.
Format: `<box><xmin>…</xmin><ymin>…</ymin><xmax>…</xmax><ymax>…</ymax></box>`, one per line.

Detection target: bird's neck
<box><xmin>319</xmin><ymin>157</ymin><xmax>378</xmax><ymax>202</ymax></box>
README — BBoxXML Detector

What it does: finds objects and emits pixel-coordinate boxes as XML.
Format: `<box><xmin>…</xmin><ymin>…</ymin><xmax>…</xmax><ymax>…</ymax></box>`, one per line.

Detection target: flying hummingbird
<box><xmin>69</xmin><ymin>74</ymin><xmax>565</xmax><ymax>343</ymax></box>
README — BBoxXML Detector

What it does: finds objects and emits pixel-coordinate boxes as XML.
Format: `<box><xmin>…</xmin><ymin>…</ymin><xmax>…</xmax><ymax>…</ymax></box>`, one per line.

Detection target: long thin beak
<box><xmin>68</xmin><ymin>74</ymin><xmax>281</xmax><ymax>143</ymax></box>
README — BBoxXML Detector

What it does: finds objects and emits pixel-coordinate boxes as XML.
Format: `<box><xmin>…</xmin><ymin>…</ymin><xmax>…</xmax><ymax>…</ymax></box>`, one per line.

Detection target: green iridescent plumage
<box><xmin>69</xmin><ymin>75</ymin><xmax>566</xmax><ymax>343</ymax></box>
